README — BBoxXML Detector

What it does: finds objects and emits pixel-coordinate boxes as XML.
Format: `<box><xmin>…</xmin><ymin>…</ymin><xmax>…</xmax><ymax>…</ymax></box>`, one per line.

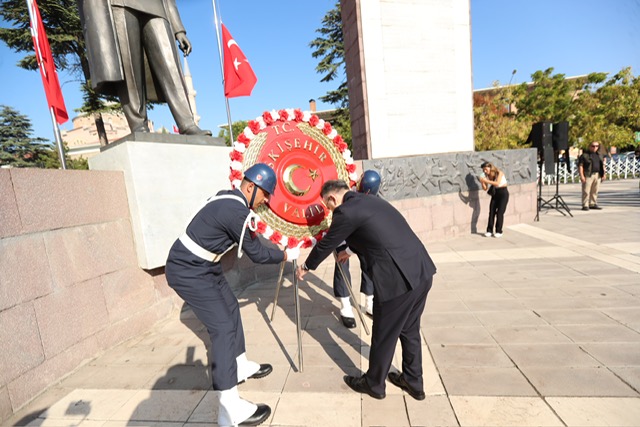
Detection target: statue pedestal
<box><xmin>89</xmin><ymin>133</ymin><xmax>230</xmax><ymax>270</ymax></box>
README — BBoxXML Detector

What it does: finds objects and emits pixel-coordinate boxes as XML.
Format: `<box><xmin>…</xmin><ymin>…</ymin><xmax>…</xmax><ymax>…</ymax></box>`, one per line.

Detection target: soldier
<box><xmin>166</xmin><ymin>163</ymin><xmax>299</xmax><ymax>426</ymax></box>
<box><xmin>76</xmin><ymin>0</ymin><xmax>211</xmax><ymax>135</ymax></box>
<box><xmin>333</xmin><ymin>170</ymin><xmax>380</xmax><ymax>328</ymax></box>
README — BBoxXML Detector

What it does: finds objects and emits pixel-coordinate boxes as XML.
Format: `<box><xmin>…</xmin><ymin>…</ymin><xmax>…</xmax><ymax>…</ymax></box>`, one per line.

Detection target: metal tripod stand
<box><xmin>536</xmin><ymin>158</ymin><xmax>572</xmax><ymax>221</ymax></box>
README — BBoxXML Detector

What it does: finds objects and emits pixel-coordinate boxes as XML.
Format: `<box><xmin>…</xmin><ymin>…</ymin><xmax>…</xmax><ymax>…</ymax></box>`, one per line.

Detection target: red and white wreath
<box><xmin>228</xmin><ymin>108</ymin><xmax>357</xmax><ymax>249</ymax></box>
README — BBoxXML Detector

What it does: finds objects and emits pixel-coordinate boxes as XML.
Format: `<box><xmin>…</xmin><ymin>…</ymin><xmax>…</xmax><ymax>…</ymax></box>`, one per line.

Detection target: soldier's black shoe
<box><xmin>343</xmin><ymin>375</ymin><xmax>385</xmax><ymax>399</ymax></box>
<box><xmin>582</xmin><ymin>207</ymin><xmax>589</xmax><ymax>211</ymax></box>
<box><xmin>341</xmin><ymin>315</ymin><xmax>356</xmax><ymax>329</ymax></box>
<box><xmin>181</xmin><ymin>124</ymin><xmax>213</xmax><ymax>136</ymax></box>
<box><xmin>239</xmin><ymin>404</ymin><xmax>271</xmax><ymax>426</ymax></box>
<box><xmin>388</xmin><ymin>372</ymin><xmax>425</xmax><ymax>401</ymax></box>
<box><xmin>249</xmin><ymin>364</ymin><xmax>272</xmax><ymax>379</ymax></box>
<box><xmin>589</xmin><ymin>205</ymin><xmax>602</xmax><ymax>210</ymax></box>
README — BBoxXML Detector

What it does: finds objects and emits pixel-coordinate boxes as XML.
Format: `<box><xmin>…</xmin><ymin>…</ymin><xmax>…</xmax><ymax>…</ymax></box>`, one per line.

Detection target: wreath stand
<box><xmin>269</xmin><ymin>251</ymin><xmax>370</xmax><ymax>373</ymax></box>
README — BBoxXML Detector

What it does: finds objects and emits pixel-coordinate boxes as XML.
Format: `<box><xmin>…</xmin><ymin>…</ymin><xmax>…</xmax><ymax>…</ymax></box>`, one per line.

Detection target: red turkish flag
<box><xmin>222</xmin><ymin>24</ymin><xmax>257</xmax><ymax>98</ymax></box>
<box><xmin>26</xmin><ymin>0</ymin><xmax>68</xmax><ymax>124</ymax></box>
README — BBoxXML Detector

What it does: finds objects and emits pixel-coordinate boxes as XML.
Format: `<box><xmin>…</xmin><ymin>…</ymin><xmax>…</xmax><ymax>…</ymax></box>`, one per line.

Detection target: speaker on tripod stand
<box><xmin>529</xmin><ymin>121</ymin><xmax>573</xmax><ymax>220</ymax></box>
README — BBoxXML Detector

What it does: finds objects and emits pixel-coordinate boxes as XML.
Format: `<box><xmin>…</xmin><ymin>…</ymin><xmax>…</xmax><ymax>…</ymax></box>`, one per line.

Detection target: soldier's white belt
<box><xmin>179</xmin><ymin>234</ymin><xmax>234</xmax><ymax>263</ymax></box>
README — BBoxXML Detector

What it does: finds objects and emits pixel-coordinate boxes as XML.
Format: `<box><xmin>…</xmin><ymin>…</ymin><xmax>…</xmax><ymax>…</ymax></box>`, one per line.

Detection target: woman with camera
<box><xmin>479</xmin><ymin>162</ymin><xmax>509</xmax><ymax>238</ymax></box>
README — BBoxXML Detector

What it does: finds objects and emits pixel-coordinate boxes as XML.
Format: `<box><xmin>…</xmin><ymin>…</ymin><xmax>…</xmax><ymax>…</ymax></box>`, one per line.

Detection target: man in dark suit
<box><xmin>297</xmin><ymin>180</ymin><xmax>436</xmax><ymax>400</ymax></box>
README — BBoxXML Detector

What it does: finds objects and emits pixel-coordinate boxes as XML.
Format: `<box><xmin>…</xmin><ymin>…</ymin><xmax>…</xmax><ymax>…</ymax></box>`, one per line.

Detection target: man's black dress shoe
<box><xmin>589</xmin><ymin>205</ymin><xmax>602</xmax><ymax>210</ymax></box>
<box><xmin>582</xmin><ymin>207</ymin><xmax>589</xmax><ymax>211</ymax></box>
<box><xmin>341</xmin><ymin>315</ymin><xmax>356</xmax><ymax>329</ymax></box>
<box><xmin>249</xmin><ymin>364</ymin><xmax>272</xmax><ymax>379</ymax></box>
<box><xmin>343</xmin><ymin>375</ymin><xmax>385</xmax><ymax>399</ymax></box>
<box><xmin>388</xmin><ymin>372</ymin><xmax>425</xmax><ymax>401</ymax></box>
<box><xmin>239</xmin><ymin>404</ymin><xmax>271</xmax><ymax>426</ymax></box>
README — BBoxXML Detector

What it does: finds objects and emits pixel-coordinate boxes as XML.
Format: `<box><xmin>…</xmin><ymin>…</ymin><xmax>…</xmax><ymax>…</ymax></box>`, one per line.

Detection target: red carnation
<box><xmin>237</xmin><ymin>133</ymin><xmax>250</xmax><ymax>143</ymax></box>
<box><xmin>301</xmin><ymin>236</ymin><xmax>313</xmax><ymax>248</ymax></box>
<box><xmin>263</xmin><ymin>111</ymin><xmax>275</xmax><ymax>126</ymax></box>
<box><xmin>287</xmin><ymin>236</ymin><xmax>299</xmax><ymax>248</ymax></box>
<box><xmin>230</xmin><ymin>150</ymin><xmax>243</xmax><ymax>161</ymax></box>
<box><xmin>322</xmin><ymin>121</ymin><xmax>332</xmax><ymax>135</ymax></box>
<box><xmin>309</xmin><ymin>115</ymin><xmax>319</xmax><ymax>127</ymax></box>
<box><xmin>278</xmin><ymin>109</ymin><xmax>289</xmax><ymax>121</ymax></box>
<box><xmin>314</xmin><ymin>232</ymin><xmax>324</xmax><ymax>243</ymax></box>
<box><xmin>248</xmin><ymin>120</ymin><xmax>261</xmax><ymax>134</ymax></box>
<box><xmin>294</xmin><ymin>109</ymin><xmax>304</xmax><ymax>121</ymax></box>
<box><xmin>346</xmin><ymin>163</ymin><xmax>357</xmax><ymax>173</ymax></box>
<box><xmin>336</xmin><ymin>141</ymin><xmax>348</xmax><ymax>153</ymax></box>
<box><xmin>270</xmin><ymin>231</ymin><xmax>283</xmax><ymax>244</ymax></box>
<box><xmin>257</xmin><ymin>221</ymin><xmax>267</xmax><ymax>234</ymax></box>
<box><xmin>230</xmin><ymin>169</ymin><xmax>243</xmax><ymax>181</ymax></box>
<box><xmin>333</xmin><ymin>135</ymin><xmax>344</xmax><ymax>144</ymax></box>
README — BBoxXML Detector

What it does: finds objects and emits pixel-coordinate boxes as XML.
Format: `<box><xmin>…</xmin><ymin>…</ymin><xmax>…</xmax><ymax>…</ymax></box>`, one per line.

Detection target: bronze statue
<box><xmin>77</xmin><ymin>0</ymin><xmax>211</xmax><ymax>135</ymax></box>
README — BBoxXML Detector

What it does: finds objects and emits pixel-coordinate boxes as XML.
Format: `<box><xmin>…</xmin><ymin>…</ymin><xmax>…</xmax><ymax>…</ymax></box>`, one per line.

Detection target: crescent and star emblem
<box><xmin>283</xmin><ymin>164</ymin><xmax>313</xmax><ymax>197</ymax></box>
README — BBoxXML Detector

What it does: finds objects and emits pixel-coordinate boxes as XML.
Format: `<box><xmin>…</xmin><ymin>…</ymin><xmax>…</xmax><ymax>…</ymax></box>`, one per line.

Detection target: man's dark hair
<box><xmin>320</xmin><ymin>180</ymin><xmax>349</xmax><ymax>197</ymax></box>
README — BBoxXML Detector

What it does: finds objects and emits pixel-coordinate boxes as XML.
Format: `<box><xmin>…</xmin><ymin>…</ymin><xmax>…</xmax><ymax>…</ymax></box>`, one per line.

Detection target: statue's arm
<box><xmin>165</xmin><ymin>0</ymin><xmax>191</xmax><ymax>56</ymax></box>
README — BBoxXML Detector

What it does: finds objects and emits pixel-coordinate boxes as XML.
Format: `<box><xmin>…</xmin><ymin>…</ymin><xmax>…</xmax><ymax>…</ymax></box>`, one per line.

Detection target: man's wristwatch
<box><xmin>302</xmin><ymin>263</ymin><xmax>309</xmax><ymax>271</ymax></box>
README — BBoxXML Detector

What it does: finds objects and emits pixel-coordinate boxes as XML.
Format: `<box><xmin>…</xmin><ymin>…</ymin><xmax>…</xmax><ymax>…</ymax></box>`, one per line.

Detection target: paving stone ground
<box><xmin>7</xmin><ymin>179</ymin><xmax>640</xmax><ymax>426</ymax></box>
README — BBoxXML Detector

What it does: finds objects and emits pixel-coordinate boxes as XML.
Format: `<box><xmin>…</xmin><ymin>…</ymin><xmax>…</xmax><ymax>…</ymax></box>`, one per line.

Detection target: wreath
<box><xmin>228</xmin><ymin>109</ymin><xmax>357</xmax><ymax>249</ymax></box>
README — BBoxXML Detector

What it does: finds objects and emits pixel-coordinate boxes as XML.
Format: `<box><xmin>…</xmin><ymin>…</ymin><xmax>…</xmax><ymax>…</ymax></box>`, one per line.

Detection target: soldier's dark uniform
<box><xmin>165</xmin><ymin>188</ymin><xmax>284</xmax><ymax>391</ymax></box>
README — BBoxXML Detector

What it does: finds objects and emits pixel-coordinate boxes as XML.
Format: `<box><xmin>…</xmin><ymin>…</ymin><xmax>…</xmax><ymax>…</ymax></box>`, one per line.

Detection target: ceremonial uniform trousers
<box><xmin>165</xmin><ymin>189</ymin><xmax>284</xmax><ymax>424</ymax></box>
<box><xmin>333</xmin><ymin>253</ymin><xmax>374</xmax><ymax>298</ymax></box>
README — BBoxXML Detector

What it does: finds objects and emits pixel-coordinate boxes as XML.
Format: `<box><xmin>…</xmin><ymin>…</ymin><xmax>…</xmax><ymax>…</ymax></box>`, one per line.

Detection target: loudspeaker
<box><xmin>528</xmin><ymin>122</ymin><xmax>552</xmax><ymax>151</ymax></box>
<box><xmin>553</xmin><ymin>121</ymin><xmax>569</xmax><ymax>151</ymax></box>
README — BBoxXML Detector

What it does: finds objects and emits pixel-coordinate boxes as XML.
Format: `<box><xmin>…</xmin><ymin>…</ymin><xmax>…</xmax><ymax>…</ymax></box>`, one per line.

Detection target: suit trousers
<box><xmin>168</xmin><ymin>272</ymin><xmax>245</xmax><ymax>391</ymax></box>
<box><xmin>365</xmin><ymin>277</ymin><xmax>432</xmax><ymax>395</ymax></box>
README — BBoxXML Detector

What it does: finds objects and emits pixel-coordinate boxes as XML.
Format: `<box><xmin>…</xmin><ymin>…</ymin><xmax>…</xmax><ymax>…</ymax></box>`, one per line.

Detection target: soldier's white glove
<box><xmin>285</xmin><ymin>247</ymin><xmax>300</xmax><ymax>262</ymax></box>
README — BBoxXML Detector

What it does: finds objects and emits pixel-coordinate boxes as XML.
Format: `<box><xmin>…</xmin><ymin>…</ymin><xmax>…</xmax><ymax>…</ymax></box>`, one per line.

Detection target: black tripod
<box><xmin>536</xmin><ymin>158</ymin><xmax>573</xmax><ymax>220</ymax></box>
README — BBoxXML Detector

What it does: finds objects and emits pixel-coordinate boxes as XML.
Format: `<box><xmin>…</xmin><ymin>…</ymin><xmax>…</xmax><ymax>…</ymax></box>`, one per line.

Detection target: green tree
<box><xmin>0</xmin><ymin>0</ymin><xmax>112</xmax><ymax>145</ymax></box>
<box><xmin>0</xmin><ymin>105</ymin><xmax>88</xmax><ymax>169</ymax></box>
<box><xmin>0</xmin><ymin>105</ymin><xmax>53</xmax><ymax>167</ymax></box>
<box><xmin>473</xmin><ymin>86</ymin><xmax>529</xmax><ymax>151</ymax></box>
<box><xmin>310</xmin><ymin>2</ymin><xmax>352</xmax><ymax>147</ymax></box>
<box><xmin>572</xmin><ymin>67</ymin><xmax>640</xmax><ymax>151</ymax></box>
<box><xmin>218</xmin><ymin>120</ymin><xmax>249</xmax><ymax>147</ymax></box>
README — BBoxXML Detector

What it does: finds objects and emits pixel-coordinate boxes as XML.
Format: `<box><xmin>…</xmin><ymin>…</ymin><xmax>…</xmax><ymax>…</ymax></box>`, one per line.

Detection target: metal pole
<box><xmin>333</xmin><ymin>252</ymin><xmax>370</xmax><ymax>336</ymax></box>
<box><xmin>50</xmin><ymin>107</ymin><xmax>66</xmax><ymax>170</ymax></box>
<box><xmin>270</xmin><ymin>261</ymin><xmax>286</xmax><ymax>321</ymax></box>
<box><xmin>211</xmin><ymin>0</ymin><xmax>234</xmax><ymax>143</ymax></box>
<box><xmin>292</xmin><ymin>259</ymin><xmax>303</xmax><ymax>372</ymax></box>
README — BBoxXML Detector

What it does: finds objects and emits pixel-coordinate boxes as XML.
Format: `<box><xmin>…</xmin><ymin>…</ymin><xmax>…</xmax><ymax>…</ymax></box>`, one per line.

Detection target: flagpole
<box><xmin>211</xmin><ymin>0</ymin><xmax>235</xmax><ymax>143</ymax></box>
<box><xmin>50</xmin><ymin>107</ymin><xmax>67</xmax><ymax>170</ymax></box>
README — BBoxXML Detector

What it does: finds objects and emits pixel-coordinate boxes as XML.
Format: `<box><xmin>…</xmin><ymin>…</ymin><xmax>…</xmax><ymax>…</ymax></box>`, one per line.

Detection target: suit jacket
<box><xmin>305</xmin><ymin>192</ymin><xmax>436</xmax><ymax>302</ymax></box>
<box><xmin>76</xmin><ymin>0</ymin><xmax>185</xmax><ymax>99</ymax></box>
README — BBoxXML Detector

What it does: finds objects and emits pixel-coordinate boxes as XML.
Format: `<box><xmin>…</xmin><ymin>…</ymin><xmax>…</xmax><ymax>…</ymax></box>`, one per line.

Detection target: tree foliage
<box><xmin>0</xmin><ymin>105</ymin><xmax>88</xmax><ymax>169</ymax></box>
<box><xmin>0</xmin><ymin>105</ymin><xmax>51</xmax><ymax>167</ymax></box>
<box><xmin>217</xmin><ymin>120</ymin><xmax>249</xmax><ymax>147</ymax></box>
<box><xmin>310</xmin><ymin>1</ymin><xmax>352</xmax><ymax>146</ymax></box>
<box><xmin>475</xmin><ymin>67</ymin><xmax>639</xmax><ymax>152</ymax></box>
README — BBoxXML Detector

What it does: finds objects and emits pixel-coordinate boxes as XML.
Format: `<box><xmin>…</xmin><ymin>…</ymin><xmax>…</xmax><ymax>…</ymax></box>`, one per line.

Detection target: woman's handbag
<box><xmin>487</xmin><ymin>185</ymin><xmax>496</xmax><ymax>196</ymax></box>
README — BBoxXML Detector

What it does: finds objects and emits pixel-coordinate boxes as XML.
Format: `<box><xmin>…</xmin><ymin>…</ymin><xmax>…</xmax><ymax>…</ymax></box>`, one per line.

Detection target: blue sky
<box><xmin>1</xmin><ymin>0</ymin><xmax>639</xmax><ymax>142</ymax></box>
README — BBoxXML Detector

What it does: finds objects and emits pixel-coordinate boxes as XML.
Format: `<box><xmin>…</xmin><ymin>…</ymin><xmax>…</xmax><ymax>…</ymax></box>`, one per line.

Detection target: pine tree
<box><xmin>0</xmin><ymin>105</ymin><xmax>54</xmax><ymax>167</ymax></box>
<box><xmin>310</xmin><ymin>2</ymin><xmax>352</xmax><ymax>147</ymax></box>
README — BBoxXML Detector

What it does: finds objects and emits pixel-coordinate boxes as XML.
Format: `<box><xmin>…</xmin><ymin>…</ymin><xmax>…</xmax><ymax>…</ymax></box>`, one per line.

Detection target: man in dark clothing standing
<box><xmin>578</xmin><ymin>141</ymin><xmax>606</xmax><ymax>210</ymax></box>
<box><xmin>166</xmin><ymin>163</ymin><xmax>298</xmax><ymax>426</ymax></box>
<box><xmin>297</xmin><ymin>180</ymin><xmax>436</xmax><ymax>401</ymax></box>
